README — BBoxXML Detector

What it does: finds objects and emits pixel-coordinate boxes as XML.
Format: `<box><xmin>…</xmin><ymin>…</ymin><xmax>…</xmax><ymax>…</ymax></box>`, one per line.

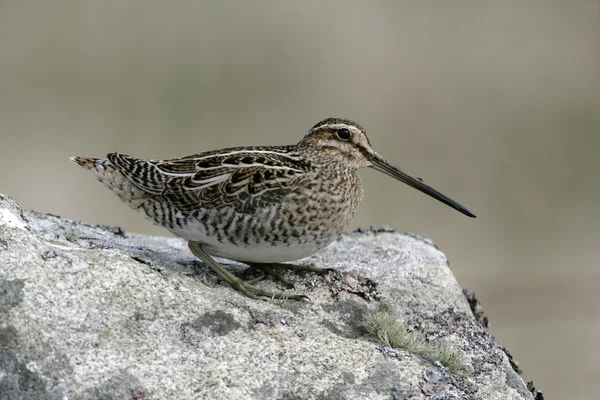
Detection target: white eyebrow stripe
<box><xmin>309</xmin><ymin>123</ymin><xmax>360</xmax><ymax>133</ymax></box>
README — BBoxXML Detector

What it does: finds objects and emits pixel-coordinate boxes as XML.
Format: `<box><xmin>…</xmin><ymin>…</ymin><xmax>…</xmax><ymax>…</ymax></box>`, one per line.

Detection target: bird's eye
<box><xmin>336</xmin><ymin>128</ymin><xmax>351</xmax><ymax>140</ymax></box>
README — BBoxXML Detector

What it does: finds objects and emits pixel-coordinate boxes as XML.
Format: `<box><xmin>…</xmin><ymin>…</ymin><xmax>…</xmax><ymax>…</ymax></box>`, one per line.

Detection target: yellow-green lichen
<box><xmin>363</xmin><ymin>304</ymin><xmax>466</xmax><ymax>375</ymax></box>
<box><xmin>65</xmin><ymin>231</ymin><xmax>79</xmax><ymax>242</ymax></box>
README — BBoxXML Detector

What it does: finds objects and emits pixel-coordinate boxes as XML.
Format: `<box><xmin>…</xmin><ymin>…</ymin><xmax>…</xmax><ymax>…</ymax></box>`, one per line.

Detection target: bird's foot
<box><xmin>243</xmin><ymin>264</ymin><xmax>296</xmax><ymax>289</ymax></box>
<box><xmin>261</xmin><ymin>262</ymin><xmax>334</xmax><ymax>274</ymax></box>
<box><xmin>244</xmin><ymin>262</ymin><xmax>333</xmax><ymax>289</ymax></box>
<box><xmin>188</xmin><ymin>241</ymin><xmax>309</xmax><ymax>301</ymax></box>
<box><xmin>229</xmin><ymin>276</ymin><xmax>308</xmax><ymax>301</ymax></box>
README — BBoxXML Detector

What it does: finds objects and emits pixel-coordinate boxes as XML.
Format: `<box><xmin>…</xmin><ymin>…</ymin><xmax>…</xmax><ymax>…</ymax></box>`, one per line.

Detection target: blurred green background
<box><xmin>1</xmin><ymin>1</ymin><xmax>598</xmax><ymax>397</ymax></box>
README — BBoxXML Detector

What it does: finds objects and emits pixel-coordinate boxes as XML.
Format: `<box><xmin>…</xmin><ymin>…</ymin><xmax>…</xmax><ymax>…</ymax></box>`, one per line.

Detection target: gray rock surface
<box><xmin>0</xmin><ymin>193</ymin><xmax>535</xmax><ymax>400</ymax></box>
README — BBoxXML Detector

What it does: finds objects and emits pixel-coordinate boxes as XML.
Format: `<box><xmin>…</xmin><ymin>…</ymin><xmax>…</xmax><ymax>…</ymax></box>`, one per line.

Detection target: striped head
<box><xmin>299</xmin><ymin>117</ymin><xmax>477</xmax><ymax>218</ymax></box>
<box><xmin>299</xmin><ymin>117</ymin><xmax>374</xmax><ymax>169</ymax></box>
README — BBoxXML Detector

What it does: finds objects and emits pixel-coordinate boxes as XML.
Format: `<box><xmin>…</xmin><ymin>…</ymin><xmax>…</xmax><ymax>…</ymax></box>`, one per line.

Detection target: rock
<box><xmin>0</xmin><ymin>193</ymin><xmax>536</xmax><ymax>399</ymax></box>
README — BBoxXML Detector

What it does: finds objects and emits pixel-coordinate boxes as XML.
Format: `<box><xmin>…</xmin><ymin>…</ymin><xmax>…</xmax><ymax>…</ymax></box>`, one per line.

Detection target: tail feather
<box><xmin>70</xmin><ymin>156</ymin><xmax>102</xmax><ymax>169</ymax></box>
<box><xmin>70</xmin><ymin>155</ymin><xmax>119</xmax><ymax>181</ymax></box>
<box><xmin>70</xmin><ymin>155</ymin><xmax>148</xmax><ymax>201</ymax></box>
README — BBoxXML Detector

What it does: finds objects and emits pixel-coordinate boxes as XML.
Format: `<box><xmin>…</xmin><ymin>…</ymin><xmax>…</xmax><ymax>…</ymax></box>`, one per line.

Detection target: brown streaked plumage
<box><xmin>71</xmin><ymin>117</ymin><xmax>475</xmax><ymax>300</ymax></box>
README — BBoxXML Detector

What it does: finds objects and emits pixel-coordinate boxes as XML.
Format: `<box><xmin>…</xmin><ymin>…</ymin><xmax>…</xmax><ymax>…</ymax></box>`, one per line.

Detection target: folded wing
<box><xmin>107</xmin><ymin>147</ymin><xmax>312</xmax><ymax>214</ymax></box>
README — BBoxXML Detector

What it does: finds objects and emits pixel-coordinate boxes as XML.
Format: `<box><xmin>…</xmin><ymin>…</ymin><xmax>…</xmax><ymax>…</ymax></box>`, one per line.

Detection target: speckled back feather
<box><xmin>106</xmin><ymin>146</ymin><xmax>316</xmax><ymax>214</ymax></box>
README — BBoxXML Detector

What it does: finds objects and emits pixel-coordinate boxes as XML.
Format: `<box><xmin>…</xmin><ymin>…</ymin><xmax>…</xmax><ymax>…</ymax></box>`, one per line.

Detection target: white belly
<box><xmin>203</xmin><ymin>240</ymin><xmax>324</xmax><ymax>263</ymax></box>
<box><xmin>167</xmin><ymin>221</ymin><xmax>334</xmax><ymax>263</ymax></box>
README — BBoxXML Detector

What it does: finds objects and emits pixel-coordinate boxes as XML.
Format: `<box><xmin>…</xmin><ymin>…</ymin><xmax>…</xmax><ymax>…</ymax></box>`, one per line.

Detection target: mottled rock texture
<box><xmin>0</xmin><ymin>193</ymin><xmax>535</xmax><ymax>399</ymax></box>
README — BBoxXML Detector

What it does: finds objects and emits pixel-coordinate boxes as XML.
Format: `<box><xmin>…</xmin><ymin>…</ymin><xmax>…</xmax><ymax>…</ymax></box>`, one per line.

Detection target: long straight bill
<box><xmin>369</xmin><ymin>155</ymin><xmax>476</xmax><ymax>218</ymax></box>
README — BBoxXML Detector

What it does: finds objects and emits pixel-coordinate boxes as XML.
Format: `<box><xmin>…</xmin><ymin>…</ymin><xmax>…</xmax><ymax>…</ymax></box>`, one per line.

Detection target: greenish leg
<box><xmin>188</xmin><ymin>241</ymin><xmax>308</xmax><ymax>301</ymax></box>
<box><xmin>262</xmin><ymin>262</ymin><xmax>334</xmax><ymax>274</ymax></box>
<box><xmin>243</xmin><ymin>262</ymin><xmax>333</xmax><ymax>290</ymax></box>
<box><xmin>246</xmin><ymin>263</ymin><xmax>296</xmax><ymax>289</ymax></box>
<box><xmin>241</xmin><ymin>266</ymin><xmax>270</xmax><ymax>285</ymax></box>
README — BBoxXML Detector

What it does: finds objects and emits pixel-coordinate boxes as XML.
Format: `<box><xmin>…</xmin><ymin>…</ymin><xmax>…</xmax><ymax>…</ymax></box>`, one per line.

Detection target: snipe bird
<box><xmin>71</xmin><ymin>118</ymin><xmax>475</xmax><ymax>300</ymax></box>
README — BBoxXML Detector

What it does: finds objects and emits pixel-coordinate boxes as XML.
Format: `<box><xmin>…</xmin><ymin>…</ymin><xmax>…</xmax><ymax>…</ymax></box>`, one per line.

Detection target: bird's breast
<box><xmin>162</xmin><ymin>169</ymin><xmax>364</xmax><ymax>263</ymax></box>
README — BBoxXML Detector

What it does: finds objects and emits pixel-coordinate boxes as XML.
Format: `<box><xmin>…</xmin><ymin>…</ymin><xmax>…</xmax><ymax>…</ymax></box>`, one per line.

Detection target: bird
<box><xmin>71</xmin><ymin>117</ymin><xmax>476</xmax><ymax>300</ymax></box>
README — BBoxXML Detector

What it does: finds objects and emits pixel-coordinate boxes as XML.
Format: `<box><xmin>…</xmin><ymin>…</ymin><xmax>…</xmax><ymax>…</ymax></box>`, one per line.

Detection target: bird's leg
<box><xmin>240</xmin><ymin>266</ymin><xmax>268</xmax><ymax>285</ymax></box>
<box><xmin>245</xmin><ymin>263</ymin><xmax>296</xmax><ymax>289</ymax></box>
<box><xmin>188</xmin><ymin>241</ymin><xmax>308</xmax><ymax>301</ymax></box>
<box><xmin>260</xmin><ymin>262</ymin><xmax>333</xmax><ymax>274</ymax></box>
<box><xmin>242</xmin><ymin>262</ymin><xmax>333</xmax><ymax>290</ymax></box>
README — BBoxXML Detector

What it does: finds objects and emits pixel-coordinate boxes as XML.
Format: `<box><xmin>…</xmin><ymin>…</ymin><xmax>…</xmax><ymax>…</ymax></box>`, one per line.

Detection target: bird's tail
<box><xmin>70</xmin><ymin>156</ymin><xmax>148</xmax><ymax>201</ymax></box>
<box><xmin>70</xmin><ymin>156</ymin><xmax>119</xmax><ymax>180</ymax></box>
<box><xmin>70</xmin><ymin>156</ymin><xmax>105</xmax><ymax>170</ymax></box>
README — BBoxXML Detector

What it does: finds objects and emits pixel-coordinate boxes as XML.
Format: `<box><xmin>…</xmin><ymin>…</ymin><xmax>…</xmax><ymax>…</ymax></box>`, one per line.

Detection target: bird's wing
<box><xmin>107</xmin><ymin>147</ymin><xmax>313</xmax><ymax>214</ymax></box>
